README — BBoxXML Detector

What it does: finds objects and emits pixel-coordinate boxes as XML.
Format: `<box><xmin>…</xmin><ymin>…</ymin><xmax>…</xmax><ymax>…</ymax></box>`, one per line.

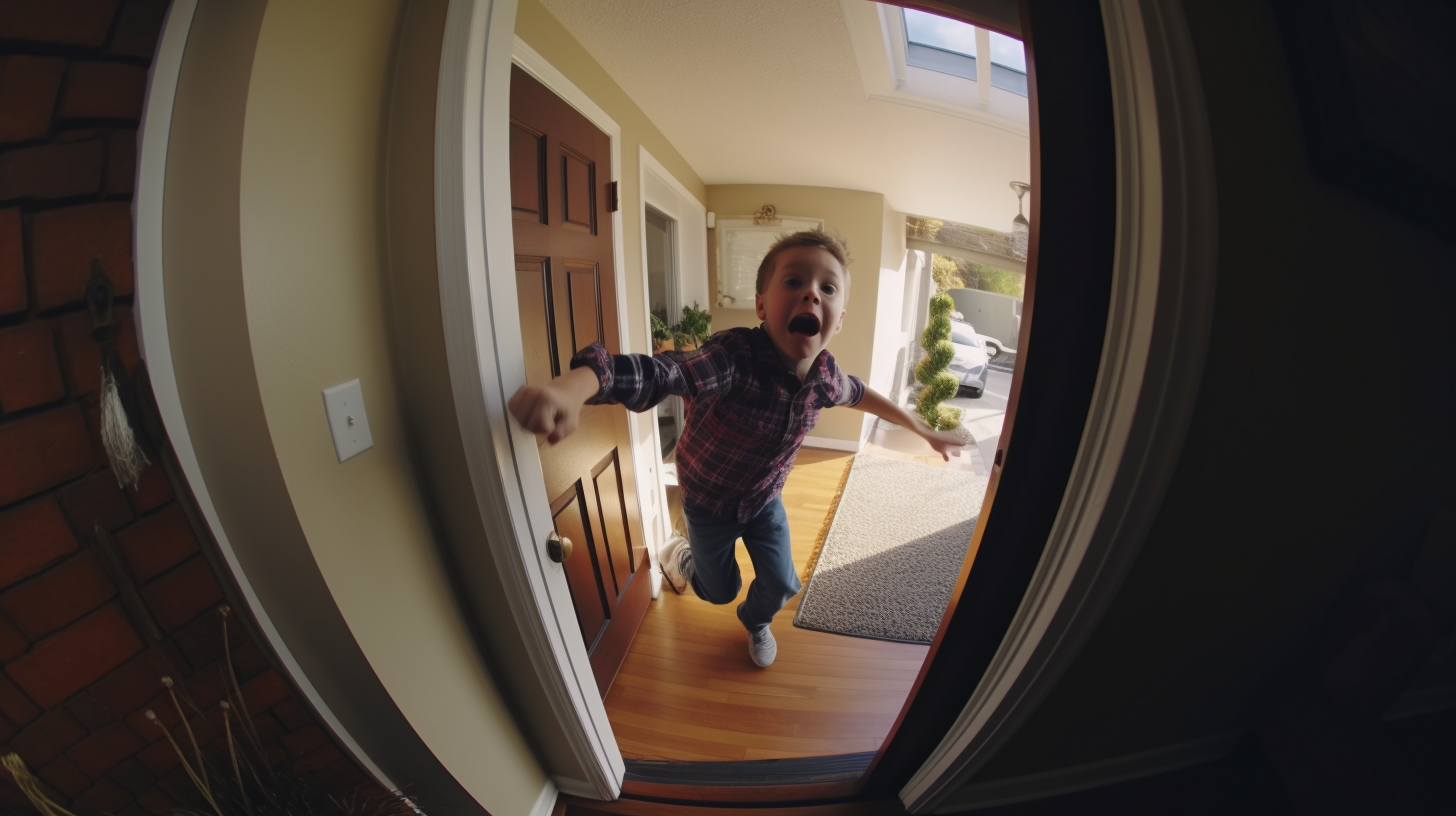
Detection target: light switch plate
<box><xmin>322</xmin><ymin>379</ymin><xmax>374</xmax><ymax>462</ymax></box>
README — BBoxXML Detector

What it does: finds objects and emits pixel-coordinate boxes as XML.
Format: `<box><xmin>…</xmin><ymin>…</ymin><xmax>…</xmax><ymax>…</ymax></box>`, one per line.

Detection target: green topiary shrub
<box><xmin>914</xmin><ymin>291</ymin><xmax>963</xmax><ymax>431</ymax></box>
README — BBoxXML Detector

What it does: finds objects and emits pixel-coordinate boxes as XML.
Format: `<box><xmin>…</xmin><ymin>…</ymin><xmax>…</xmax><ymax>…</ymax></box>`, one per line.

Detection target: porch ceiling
<box><xmin>536</xmin><ymin>0</ymin><xmax>1032</xmax><ymax>230</ymax></box>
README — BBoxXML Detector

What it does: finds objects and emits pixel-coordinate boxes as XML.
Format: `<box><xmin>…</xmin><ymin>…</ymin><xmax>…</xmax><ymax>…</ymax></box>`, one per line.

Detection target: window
<box><xmin>903</xmin><ymin>9</ymin><xmax>1028</xmax><ymax>97</ymax></box>
<box><xmin>839</xmin><ymin>1</ymin><xmax>1028</xmax><ymax>134</ymax></box>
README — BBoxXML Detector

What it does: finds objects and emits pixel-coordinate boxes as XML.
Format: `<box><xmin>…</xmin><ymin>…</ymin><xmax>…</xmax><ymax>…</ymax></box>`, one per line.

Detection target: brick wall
<box><xmin>0</xmin><ymin>3</ymin><xmax>379</xmax><ymax>814</ymax></box>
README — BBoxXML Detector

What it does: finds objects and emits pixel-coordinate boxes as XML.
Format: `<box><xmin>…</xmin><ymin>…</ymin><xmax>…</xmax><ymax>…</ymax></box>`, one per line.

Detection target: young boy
<box><xmin>508</xmin><ymin>230</ymin><xmax>964</xmax><ymax>667</ymax></box>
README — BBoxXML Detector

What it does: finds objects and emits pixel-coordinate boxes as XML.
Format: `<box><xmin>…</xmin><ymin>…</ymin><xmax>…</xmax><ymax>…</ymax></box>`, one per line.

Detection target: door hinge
<box><xmin>607</xmin><ymin>181</ymin><xmax>619</xmax><ymax>213</ymax></box>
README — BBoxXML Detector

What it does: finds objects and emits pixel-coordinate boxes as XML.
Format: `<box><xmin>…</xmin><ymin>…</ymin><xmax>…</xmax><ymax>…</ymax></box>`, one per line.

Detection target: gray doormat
<box><xmin>793</xmin><ymin>455</ymin><xmax>988</xmax><ymax>644</ymax></box>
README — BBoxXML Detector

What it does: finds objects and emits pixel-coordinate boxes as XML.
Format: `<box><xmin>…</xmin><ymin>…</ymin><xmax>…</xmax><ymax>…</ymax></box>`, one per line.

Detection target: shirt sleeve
<box><xmin>569</xmin><ymin>336</ymin><xmax>739</xmax><ymax>412</ymax></box>
<box><xmin>813</xmin><ymin>350</ymin><xmax>865</xmax><ymax>408</ymax></box>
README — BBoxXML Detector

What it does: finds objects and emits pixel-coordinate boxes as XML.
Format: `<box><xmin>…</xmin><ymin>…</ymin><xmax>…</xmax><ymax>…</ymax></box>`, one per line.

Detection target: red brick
<box><xmin>0</xmin><ymin>139</ymin><xmax>104</xmax><ymax>202</ymax></box>
<box><xmin>37</xmin><ymin>756</ymin><xmax>90</xmax><ymax>799</ymax></box>
<box><xmin>109</xmin><ymin>0</ymin><xmax>166</xmax><ymax>60</ymax></box>
<box><xmin>103</xmin><ymin>128</ymin><xmax>135</xmax><ymax>196</ymax></box>
<box><xmin>106</xmin><ymin>757</ymin><xmax>153</xmax><ymax>795</ymax></box>
<box><xmin>239</xmin><ymin>669</ymin><xmax>290</xmax><ymax>716</ymax></box>
<box><xmin>294</xmin><ymin>743</ymin><xmax>342</xmax><ymax>774</ymax></box>
<box><xmin>0</xmin><ymin>673</ymin><xmax>39</xmax><ymax>725</ymax></box>
<box><xmin>0</xmin><ymin>552</ymin><xmax>116</xmax><ymax>639</ymax></box>
<box><xmin>88</xmin><ymin>644</ymin><xmax>181</xmax><ymax>718</ymax></box>
<box><xmin>171</xmin><ymin>611</ymin><xmax>226</xmax><ymax>670</ymax></box>
<box><xmin>226</xmin><ymin>638</ymin><xmax>269</xmax><ymax>680</ymax></box>
<box><xmin>0</xmin><ymin>497</ymin><xmax>79</xmax><ymax>589</ymax></box>
<box><xmin>269</xmin><ymin>697</ymin><xmax>312</xmax><ymax>731</ymax></box>
<box><xmin>0</xmin><ymin>778</ymin><xmax>35</xmax><ymax>813</ymax></box>
<box><xmin>58</xmin><ymin>63</ymin><xmax>147</xmax><ymax>123</ymax></box>
<box><xmin>72</xmin><ymin>776</ymin><xmax>132</xmax><ymax>813</ymax></box>
<box><xmin>0</xmin><ymin>0</ymin><xmax>121</xmax><ymax>48</ymax></box>
<box><xmin>182</xmin><ymin>664</ymin><xmax>226</xmax><ymax>710</ymax></box>
<box><xmin>56</xmin><ymin>303</ymin><xmax>140</xmax><ymax>395</ymax></box>
<box><xmin>249</xmin><ymin>710</ymin><xmax>283</xmax><ymax>745</ymax></box>
<box><xmin>59</xmin><ymin>468</ymin><xmax>134</xmax><ymax>534</ymax></box>
<box><xmin>132</xmin><ymin>738</ymin><xmax>177</xmax><ymax>776</ymax></box>
<box><xmin>0</xmin><ymin>405</ymin><xmax>97</xmax><ymax>507</ymax></box>
<box><xmin>0</xmin><ymin>712</ymin><xmax>15</xmax><ymax>744</ymax></box>
<box><xmin>0</xmin><ymin>322</ymin><xmax>64</xmax><ymax>412</ymax></box>
<box><xmin>0</xmin><ymin>613</ymin><xmax>26</xmax><ymax>660</ymax></box>
<box><xmin>134</xmin><ymin>785</ymin><xmax>176</xmax><ymax>811</ymax></box>
<box><xmin>29</xmin><ymin>203</ymin><xmax>133</xmax><ymax>312</ymax></box>
<box><xmin>279</xmin><ymin>724</ymin><xmax>326</xmax><ymax>758</ymax></box>
<box><xmin>5</xmin><ymin>604</ymin><xmax>144</xmax><ymax>709</ymax></box>
<box><xmin>61</xmin><ymin>691</ymin><xmax>112</xmax><ymax>729</ymax></box>
<box><xmin>66</xmin><ymin>719</ymin><xmax>145</xmax><ymax>778</ymax></box>
<box><xmin>115</xmin><ymin>504</ymin><xmax>196</xmax><ymax>584</ymax></box>
<box><xmin>0</xmin><ymin>207</ymin><xmax>22</xmax><ymax>315</ymax></box>
<box><xmin>126</xmin><ymin>466</ymin><xmax>171</xmax><ymax>514</ymax></box>
<box><xmin>9</xmin><ymin>707</ymin><xmax>86</xmax><ymax>766</ymax></box>
<box><xmin>141</xmin><ymin>556</ymin><xmax>221</xmax><ymax>632</ymax></box>
<box><xmin>0</xmin><ymin>56</ymin><xmax>65</xmax><ymax>144</ymax></box>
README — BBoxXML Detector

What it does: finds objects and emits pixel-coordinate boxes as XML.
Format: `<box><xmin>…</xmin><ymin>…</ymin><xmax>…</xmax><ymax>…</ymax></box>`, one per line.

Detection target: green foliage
<box><xmin>931</xmin><ymin>254</ymin><xmax>964</xmax><ymax>291</ymax></box>
<box><xmin>931</xmin><ymin>254</ymin><xmax>1025</xmax><ymax>299</ymax></box>
<box><xmin>650</xmin><ymin>313</ymin><xmax>672</xmax><ymax>344</ymax></box>
<box><xmin>914</xmin><ymin>292</ymin><xmax>962</xmax><ymax>431</ymax></box>
<box><xmin>670</xmin><ymin>302</ymin><xmax>712</xmax><ymax>350</ymax></box>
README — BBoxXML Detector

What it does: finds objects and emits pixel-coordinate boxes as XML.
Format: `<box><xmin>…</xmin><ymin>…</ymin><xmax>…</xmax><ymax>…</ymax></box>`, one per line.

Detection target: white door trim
<box><xmin>899</xmin><ymin>0</ymin><xmax>1218</xmax><ymax>809</ymax></box>
<box><xmin>637</xmin><ymin>146</ymin><xmax>708</xmax><ymax>551</ymax></box>
<box><xmin>434</xmin><ymin>0</ymin><xmax>622</xmax><ymax>798</ymax></box>
<box><xmin>131</xmin><ymin>0</ymin><xmax>399</xmax><ymax>792</ymax></box>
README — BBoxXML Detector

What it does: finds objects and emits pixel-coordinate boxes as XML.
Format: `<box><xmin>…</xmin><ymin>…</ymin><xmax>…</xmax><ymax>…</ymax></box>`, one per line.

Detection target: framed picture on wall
<box><xmin>715</xmin><ymin>215</ymin><xmax>824</xmax><ymax>308</ymax></box>
<box><xmin>1272</xmin><ymin>0</ymin><xmax>1454</xmax><ymax>242</ymax></box>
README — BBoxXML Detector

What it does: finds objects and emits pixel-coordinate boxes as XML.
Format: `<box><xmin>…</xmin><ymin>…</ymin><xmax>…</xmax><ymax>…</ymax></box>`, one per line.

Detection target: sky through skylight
<box><xmin>902</xmin><ymin>8</ymin><xmax>1026</xmax><ymax>73</ymax></box>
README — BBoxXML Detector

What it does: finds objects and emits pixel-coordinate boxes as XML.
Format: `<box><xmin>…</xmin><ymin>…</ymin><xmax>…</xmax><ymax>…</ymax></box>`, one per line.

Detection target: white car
<box><xmin>948</xmin><ymin>319</ymin><xmax>990</xmax><ymax>398</ymax></box>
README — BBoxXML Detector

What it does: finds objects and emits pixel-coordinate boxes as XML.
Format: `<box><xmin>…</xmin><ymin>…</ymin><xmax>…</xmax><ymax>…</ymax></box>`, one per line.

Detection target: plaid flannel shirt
<box><xmin>571</xmin><ymin>326</ymin><xmax>864</xmax><ymax>522</ymax></box>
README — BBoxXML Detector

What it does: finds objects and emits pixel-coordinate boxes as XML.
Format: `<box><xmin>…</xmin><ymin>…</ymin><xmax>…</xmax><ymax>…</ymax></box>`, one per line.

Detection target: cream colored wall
<box><xmin>706</xmin><ymin>185</ymin><xmax>888</xmax><ymax>444</ymax></box>
<box><xmin>164</xmin><ymin>2</ymin><xmax>547</xmax><ymax>814</ymax></box>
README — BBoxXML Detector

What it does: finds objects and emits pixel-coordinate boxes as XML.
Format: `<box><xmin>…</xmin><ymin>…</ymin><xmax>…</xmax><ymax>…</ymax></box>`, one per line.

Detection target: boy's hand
<box><xmin>917</xmin><ymin>425</ymin><xmax>967</xmax><ymax>462</ymax></box>
<box><xmin>508</xmin><ymin>367</ymin><xmax>599</xmax><ymax>444</ymax></box>
<box><xmin>508</xmin><ymin>383</ymin><xmax>580</xmax><ymax>443</ymax></box>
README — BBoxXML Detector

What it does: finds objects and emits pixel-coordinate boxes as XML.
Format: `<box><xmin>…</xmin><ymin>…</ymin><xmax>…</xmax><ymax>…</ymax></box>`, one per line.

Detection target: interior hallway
<box><xmin>604</xmin><ymin>425</ymin><xmax>985</xmax><ymax>762</ymax></box>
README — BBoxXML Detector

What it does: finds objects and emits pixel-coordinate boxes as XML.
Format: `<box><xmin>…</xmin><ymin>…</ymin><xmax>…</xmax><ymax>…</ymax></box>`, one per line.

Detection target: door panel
<box><xmin>551</xmin><ymin>484</ymin><xmax>608</xmax><ymax>650</ymax></box>
<box><xmin>516</xmin><ymin>256</ymin><xmax>557</xmax><ymax>384</ymax></box>
<box><xmin>511</xmin><ymin>64</ymin><xmax>650</xmax><ymax>697</ymax></box>
<box><xmin>509</xmin><ymin>123</ymin><xmax>547</xmax><ymax>223</ymax></box>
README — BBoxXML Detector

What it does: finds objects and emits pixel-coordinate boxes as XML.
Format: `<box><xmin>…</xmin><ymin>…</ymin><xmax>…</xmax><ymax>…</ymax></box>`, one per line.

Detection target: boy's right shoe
<box><xmin>659</xmin><ymin>533</ymin><xmax>693</xmax><ymax>594</ymax></box>
<box><xmin>738</xmin><ymin>602</ymin><xmax>777</xmax><ymax>667</ymax></box>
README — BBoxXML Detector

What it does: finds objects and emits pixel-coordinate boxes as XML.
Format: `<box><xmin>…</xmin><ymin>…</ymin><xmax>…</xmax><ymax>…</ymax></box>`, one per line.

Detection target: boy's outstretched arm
<box><xmin>849</xmin><ymin>386</ymin><xmax>967</xmax><ymax>461</ymax></box>
<box><xmin>508</xmin><ymin>366</ymin><xmax>600</xmax><ymax>444</ymax></box>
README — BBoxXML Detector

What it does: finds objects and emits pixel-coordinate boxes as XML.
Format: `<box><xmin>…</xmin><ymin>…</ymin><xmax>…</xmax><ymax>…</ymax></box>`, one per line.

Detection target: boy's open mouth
<box><xmin>788</xmin><ymin>314</ymin><xmax>821</xmax><ymax>336</ymax></box>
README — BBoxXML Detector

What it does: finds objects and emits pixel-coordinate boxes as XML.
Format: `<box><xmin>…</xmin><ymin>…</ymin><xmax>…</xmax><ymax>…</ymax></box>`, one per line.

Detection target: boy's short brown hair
<box><xmin>755</xmin><ymin>229</ymin><xmax>852</xmax><ymax>294</ymax></box>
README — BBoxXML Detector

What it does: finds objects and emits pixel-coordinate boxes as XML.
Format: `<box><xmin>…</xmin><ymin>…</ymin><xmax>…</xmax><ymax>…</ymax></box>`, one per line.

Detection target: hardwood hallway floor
<box><xmin>605</xmin><ymin>443</ymin><xmax>973</xmax><ymax>762</ymax></box>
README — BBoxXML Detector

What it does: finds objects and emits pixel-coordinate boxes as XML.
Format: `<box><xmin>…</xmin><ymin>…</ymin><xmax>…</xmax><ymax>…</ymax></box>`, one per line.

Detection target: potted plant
<box><xmin>651</xmin><ymin>313</ymin><xmax>673</xmax><ymax>353</ymax></box>
<box><xmin>670</xmin><ymin>302</ymin><xmax>712</xmax><ymax>351</ymax></box>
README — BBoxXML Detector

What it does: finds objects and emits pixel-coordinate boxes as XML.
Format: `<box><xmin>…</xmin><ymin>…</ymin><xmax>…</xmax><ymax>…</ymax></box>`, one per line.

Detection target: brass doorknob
<box><xmin>547</xmin><ymin>532</ymin><xmax>573</xmax><ymax>563</ymax></box>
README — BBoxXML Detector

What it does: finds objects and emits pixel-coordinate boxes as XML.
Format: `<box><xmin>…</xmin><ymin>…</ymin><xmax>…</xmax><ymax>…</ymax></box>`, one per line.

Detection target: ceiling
<box><xmin>535</xmin><ymin>0</ymin><xmax>1032</xmax><ymax>230</ymax></box>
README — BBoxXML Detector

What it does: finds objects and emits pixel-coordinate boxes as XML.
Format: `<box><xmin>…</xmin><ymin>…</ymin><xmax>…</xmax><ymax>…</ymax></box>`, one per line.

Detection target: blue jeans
<box><xmin>682</xmin><ymin>496</ymin><xmax>801</xmax><ymax>633</ymax></box>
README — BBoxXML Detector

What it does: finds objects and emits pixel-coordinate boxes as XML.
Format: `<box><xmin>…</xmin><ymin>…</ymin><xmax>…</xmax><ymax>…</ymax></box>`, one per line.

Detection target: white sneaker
<box><xmin>738</xmin><ymin>602</ymin><xmax>777</xmax><ymax>667</ymax></box>
<box><xmin>659</xmin><ymin>533</ymin><xmax>693</xmax><ymax>594</ymax></box>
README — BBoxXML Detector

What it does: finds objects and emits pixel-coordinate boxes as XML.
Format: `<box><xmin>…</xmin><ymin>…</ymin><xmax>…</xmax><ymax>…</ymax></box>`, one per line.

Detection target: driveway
<box><xmin>948</xmin><ymin>357</ymin><xmax>1014</xmax><ymax>469</ymax></box>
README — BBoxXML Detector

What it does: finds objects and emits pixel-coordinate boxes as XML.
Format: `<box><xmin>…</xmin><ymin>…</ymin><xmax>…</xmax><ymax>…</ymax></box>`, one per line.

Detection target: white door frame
<box><xmin>637</xmin><ymin>147</ymin><xmax>709</xmax><ymax>548</ymax></box>
<box><xmin>137</xmin><ymin>0</ymin><xmax>1217</xmax><ymax>806</ymax></box>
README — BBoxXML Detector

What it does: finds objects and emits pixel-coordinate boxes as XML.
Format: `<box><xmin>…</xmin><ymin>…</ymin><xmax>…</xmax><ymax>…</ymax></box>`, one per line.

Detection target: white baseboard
<box><xmin>802</xmin><ymin>434</ymin><xmax>863</xmax><ymax>452</ymax></box>
<box><xmin>932</xmin><ymin>730</ymin><xmax>1245</xmax><ymax>813</ymax></box>
<box><xmin>530</xmin><ymin>780</ymin><xmax>558</xmax><ymax>816</ymax></box>
<box><xmin>550</xmin><ymin>776</ymin><xmax>597</xmax><ymax>800</ymax></box>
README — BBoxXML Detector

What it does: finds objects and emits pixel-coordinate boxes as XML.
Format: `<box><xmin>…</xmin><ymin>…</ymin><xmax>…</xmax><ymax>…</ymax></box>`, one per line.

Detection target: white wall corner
<box><xmin>530</xmin><ymin>780</ymin><xmax>559</xmax><ymax>816</ymax></box>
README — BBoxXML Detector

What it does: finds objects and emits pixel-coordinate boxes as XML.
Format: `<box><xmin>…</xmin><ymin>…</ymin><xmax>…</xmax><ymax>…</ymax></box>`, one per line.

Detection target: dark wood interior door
<box><xmin>509</xmin><ymin>65</ymin><xmax>651</xmax><ymax>697</ymax></box>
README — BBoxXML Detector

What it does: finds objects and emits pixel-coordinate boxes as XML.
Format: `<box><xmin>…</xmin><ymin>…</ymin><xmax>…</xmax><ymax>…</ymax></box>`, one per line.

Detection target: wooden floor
<box><xmin>605</xmin><ymin>433</ymin><xmax>982</xmax><ymax>762</ymax></box>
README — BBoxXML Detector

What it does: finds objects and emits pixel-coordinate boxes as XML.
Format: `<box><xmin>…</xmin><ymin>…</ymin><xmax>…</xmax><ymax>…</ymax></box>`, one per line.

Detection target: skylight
<box><xmin>902</xmin><ymin>9</ymin><xmax>1028</xmax><ymax>97</ymax></box>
